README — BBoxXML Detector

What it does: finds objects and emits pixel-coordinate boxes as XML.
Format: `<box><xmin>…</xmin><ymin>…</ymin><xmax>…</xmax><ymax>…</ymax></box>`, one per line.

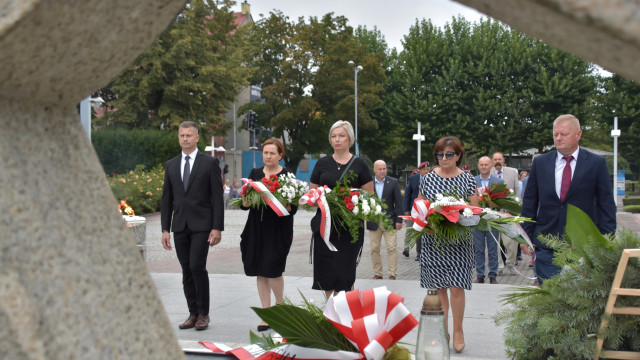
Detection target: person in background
<box><xmin>472</xmin><ymin>156</ymin><xmax>502</xmax><ymax>284</ymax></box>
<box><xmin>403</xmin><ymin>161</ymin><xmax>429</xmax><ymax>260</ymax></box>
<box><xmin>367</xmin><ymin>160</ymin><xmax>403</xmax><ymax>280</ymax></box>
<box><xmin>309</xmin><ymin>120</ymin><xmax>373</xmax><ymax>299</ymax></box>
<box><xmin>231</xmin><ymin>178</ymin><xmax>239</xmax><ymax>199</ymax></box>
<box><xmin>417</xmin><ymin>136</ymin><xmax>478</xmax><ymax>353</ymax></box>
<box><xmin>161</xmin><ymin>121</ymin><xmax>224</xmax><ymax>331</ymax></box>
<box><xmin>491</xmin><ymin>152</ymin><xmax>520</xmax><ymax>273</ymax></box>
<box><xmin>521</xmin><ymin>114</ymin><xmax>616</xmax><ymax>284</ymax></box>
<box><xmin>239</xmin><ymin>138</ymin><xmax>296</xmax><ymax>332</ymax></box>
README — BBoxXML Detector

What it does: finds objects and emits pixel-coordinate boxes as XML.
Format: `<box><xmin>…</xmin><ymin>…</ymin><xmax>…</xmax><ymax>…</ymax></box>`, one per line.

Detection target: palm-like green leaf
<box><xmin>564</xmin><ymin>205</ymin><xmax>613</xmax><ymax>267</ymax></box>
<box><xmin>252</xmin><ymin>305</ymin><xmax>358</xmax><ymax>352</ymax></box>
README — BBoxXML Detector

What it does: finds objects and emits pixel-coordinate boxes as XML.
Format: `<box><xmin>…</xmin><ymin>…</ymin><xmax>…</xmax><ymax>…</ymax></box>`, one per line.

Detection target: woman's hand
<box><xmin>242</xmin><ymin>197</ymin><xmax>252</xmax><ymax>208</ymax></box>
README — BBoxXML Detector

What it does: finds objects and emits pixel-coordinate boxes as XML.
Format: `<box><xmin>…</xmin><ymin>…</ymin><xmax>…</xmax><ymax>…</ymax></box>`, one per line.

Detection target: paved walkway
<box><xmin>143</xmin><ymin>208</ymin><xmax>640</xmax><ymax>359</ymax></box>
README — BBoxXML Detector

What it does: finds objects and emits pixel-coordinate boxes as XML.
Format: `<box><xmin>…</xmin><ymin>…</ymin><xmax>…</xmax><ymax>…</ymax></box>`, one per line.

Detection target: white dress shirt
<box><xmin>555</xmin><ymin>147</ymin><xmax>579</xmax><ymax>199</ymax></box>
<box><xmin>181</xmin><ymin>149</ymin><xmax>198</xmax><ymax>181</ymax></box>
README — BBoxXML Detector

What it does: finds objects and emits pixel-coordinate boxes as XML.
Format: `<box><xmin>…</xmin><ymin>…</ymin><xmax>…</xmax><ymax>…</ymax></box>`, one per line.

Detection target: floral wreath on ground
<box><xmin>402</xmin><ymin>190</ymin><xmax>534</xmax><ymax>251</ymax></box>
<box><xmin>248</xmin><ymin>287</ymin><xmax>418</xmax><ymax>360</ymax></box>
<box><xmin>299</xmin><ymin>172</ymin><xmax>392</xmax><ymax>247</ymax></box>
<box><xmin>477</xmin><ymin>182</ymin><xmax>522</xmax><ymax>215</ymax></box>
<box><xmin>230</xmin><ymin>173</ymin><xmax>309</xmax><ymax>217</ymax></box>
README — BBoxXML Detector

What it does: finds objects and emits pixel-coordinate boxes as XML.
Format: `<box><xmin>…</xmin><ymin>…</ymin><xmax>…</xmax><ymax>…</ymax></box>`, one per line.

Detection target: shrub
<box><xmin>107</xmin><ymin>164</ymin><xmax>165</xmax><ymax>215</ymax></box>
<box><xmin>622</xmin><ymin>197</ymin><xmax>640</xmax><ymax>206</ymax></box>
<box><xmin>92</xmin><ymin>128</ymin><xmax>201</xmax><ymax>175</ymax></box>
<box><xmin>623</xmin><ymin>205</ymin><xmax>640</xmax><ymax>213</ymax></box>
<box><xmin>495</xmin><ymin>206</ymin><xmax>640</xmax><ymax>359</ymax></box>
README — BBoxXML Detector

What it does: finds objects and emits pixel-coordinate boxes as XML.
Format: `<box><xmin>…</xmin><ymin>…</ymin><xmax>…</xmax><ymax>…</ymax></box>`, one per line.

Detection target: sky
<box><xmin>240</xmin><ymin>0</ymin><xmax>488</xmax><ymax>51</ymax></box>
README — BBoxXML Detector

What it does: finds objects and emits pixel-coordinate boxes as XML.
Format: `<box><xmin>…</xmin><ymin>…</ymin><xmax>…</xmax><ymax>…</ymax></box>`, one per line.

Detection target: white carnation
<box><xmin>352</xmin><ymin>206</ymin><xmax>359</xmax><ymax>215</ymax></box>
<box><xmin>370</xmin><ymin>198</ymin><xmax>376</xmax><ymax>207</ymax></box>
<box><xmin>375</xmin><ymin>205</ymin><xmax>382</xmax><ymax>214</ymax></box>
<box><xmin>351</xmin><ymin>195</ymin><xmax>359</xmax><ymax>205</ymax></box>
<box><xmin>462</xmin><ymin>208</ymin><xmax>473</xmax><ymax>218</ymax></box>
<box><xmin>362</xmin><ymin>204</ymin><xmax>370</xmax><ymax>215</ymax></box>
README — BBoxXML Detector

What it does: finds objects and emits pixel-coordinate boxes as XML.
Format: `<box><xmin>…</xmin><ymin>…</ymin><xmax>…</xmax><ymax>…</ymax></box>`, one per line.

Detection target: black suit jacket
<box><xmin>521</xmin><ymin>148</ymin><xmax>616</xmax><ymax>249</ymax></box>
<box><xmin>403</xmin><ymin>173</ymin><xmax>421</xmax><ymax>213</ymax></box>
<box><xmin>161</xmin><ymin>150</ymin><xmax>224</xmax><ymax>233</ymax></box>
<box><xmin>366</xmin><ymin>177</ymin><xmax>403</xmax><ymax>231</ymax></box>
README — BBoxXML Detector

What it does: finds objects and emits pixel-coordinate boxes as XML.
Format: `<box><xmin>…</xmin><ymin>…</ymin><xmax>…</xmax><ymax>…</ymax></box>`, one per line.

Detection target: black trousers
<box><xmin>174</xmin><ymin>227</ymin><xmax>210</xmax><ymax>316</ymax></box>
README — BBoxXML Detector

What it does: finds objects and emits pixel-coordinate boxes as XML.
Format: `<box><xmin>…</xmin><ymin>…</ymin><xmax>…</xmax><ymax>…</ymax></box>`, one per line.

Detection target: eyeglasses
<box><xmin>435</xmin><ymin>152</ymin><xmax>456</xmax><ymax>160</ymax></box>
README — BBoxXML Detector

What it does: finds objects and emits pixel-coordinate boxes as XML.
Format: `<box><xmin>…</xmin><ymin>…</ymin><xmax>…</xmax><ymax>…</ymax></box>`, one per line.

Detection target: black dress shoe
<box><xmin>195</xmin><ymin>314</ymin><xmax>210</xmax><ymax>330</ymax></box>
<box><xmin>489</xmin><ymin>277</ymin><xmax>498</xmax><ymax>284</ymax></box>
<box><xmin>257</xmin><ymin>324</ymin><xmax>271</xmax><ymax>332</ymax></box>
<box><xmin>476</xmin><ymin>277</ymin><xmax>484</xmax><ymax>283</ymax></box>
<box><xmin>179</xmin><ymin>315</ymin><xmax>198</xmax><ymax>329</ymax></box>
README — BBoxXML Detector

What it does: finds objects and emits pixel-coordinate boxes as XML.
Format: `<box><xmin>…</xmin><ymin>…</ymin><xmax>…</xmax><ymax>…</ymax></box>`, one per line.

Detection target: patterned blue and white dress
<box><xmin>418</xmin><ymin>171</ymin><xmax>476</xmax><ymax>290</ymax></box>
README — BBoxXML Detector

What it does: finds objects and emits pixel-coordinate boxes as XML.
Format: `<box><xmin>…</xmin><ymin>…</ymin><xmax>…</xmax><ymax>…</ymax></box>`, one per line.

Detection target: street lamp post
<box><xmin>412</xmin><ymin>122</ymin><xmax>425</xmax><ymax>167</ymax></box>
<box><xmin>79</xmin><ymin>96</ymin><xmax>105</xmax><ymax>143</ymax></box>
<box><xmin>611</xmin><ymin>116</ymin><xmax>621</xmax><ymax>206</ymax></box>
<box><xmin>348</xmin><ymin>60</ymin><xmax>363</xmax><ymax>157</ymax></box>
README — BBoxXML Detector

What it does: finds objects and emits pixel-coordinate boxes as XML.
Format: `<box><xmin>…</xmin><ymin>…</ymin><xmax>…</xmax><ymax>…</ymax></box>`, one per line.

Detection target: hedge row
<box><xmin>92</xmin><ymin>128</ymin><xmax>207</xmax><ymax>175</ymax></box>
<box><xmin>622</xmin><ymin>197</ymin><xmax>640</xmax><ymax>206</ymax></box>
<box><xmin>623</xmin><ymin>205</ymin><xmax>640</xmax><ymax>213</ymax></box>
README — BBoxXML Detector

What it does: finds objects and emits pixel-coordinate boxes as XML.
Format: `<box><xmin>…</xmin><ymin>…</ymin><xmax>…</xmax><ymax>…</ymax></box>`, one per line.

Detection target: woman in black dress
<box><xmin>240</xmin><ymin>138</ymin><xmax>296</xmax><ymax>331</ymax></box>
<box><xmin>417</xmin><ymin>136</ymin><xmax>478</xmax><ymax>353</ymax></box>
<box><xmin>309</xmin><ymin>120</ymin><xmax>373</xmax><ymax>299</ymax></box>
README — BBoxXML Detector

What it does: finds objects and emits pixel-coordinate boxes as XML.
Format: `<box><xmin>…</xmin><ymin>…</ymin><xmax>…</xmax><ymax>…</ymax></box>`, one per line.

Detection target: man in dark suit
<box><xmin>161</xmin><ymin>121</ymin><xmax>224</xmax><ymax>331</ymax></box>
<box><xmin>367</xmin><ymin>160</ymin><xmax>403</xmax><ymax>280</ymax></box>
<box><xmin>402</xmin><ymin>161</ymin><xmax>429</xmax><ymax>260</ymax></box>
<box><xmin>521</xmin><ymin>114</ymin><xmax>616</xmax><ymax>284</ymax></box>
<box><xmin>472</xmin><ymin>156</ymin><xmax>503</xmax><ymax>284</ymax></box>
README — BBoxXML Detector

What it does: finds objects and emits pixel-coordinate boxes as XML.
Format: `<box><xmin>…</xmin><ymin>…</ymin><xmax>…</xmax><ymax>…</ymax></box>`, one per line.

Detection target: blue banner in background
<box><xmin>617</xmin><ymin>169</ymin><xmax>625</xmax><ymax>195</ymax></box>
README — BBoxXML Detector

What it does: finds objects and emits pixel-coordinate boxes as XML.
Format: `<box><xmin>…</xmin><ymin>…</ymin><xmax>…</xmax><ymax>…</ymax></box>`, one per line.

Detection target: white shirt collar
<box><xmin>182</xmin><ymin>149</ymin><xmax>198</xmax><ymax>160</ymax></box>
<box><xmin>556</xmin><ymin>147</ymin><xmax>579</xmax><ymax>163</ymax></box>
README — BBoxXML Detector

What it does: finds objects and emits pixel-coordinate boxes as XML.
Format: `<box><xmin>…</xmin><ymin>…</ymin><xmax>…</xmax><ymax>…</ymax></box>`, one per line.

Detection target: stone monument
<box><xmin>0</xmin><ymin>0</ymin><xmax>187</xmax><ymax>358</ymax></box>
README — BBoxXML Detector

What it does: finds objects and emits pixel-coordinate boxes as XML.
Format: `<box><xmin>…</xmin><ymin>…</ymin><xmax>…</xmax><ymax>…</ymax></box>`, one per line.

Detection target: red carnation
<box><xmin>270</xmin><ymin>174</ymin><xmax>278</xmax><ymax>179</ymax></box>
<box><xmin>346</xmin><ymin>202</ymin><xmax>355</xmax><ymax>211</ymax></box>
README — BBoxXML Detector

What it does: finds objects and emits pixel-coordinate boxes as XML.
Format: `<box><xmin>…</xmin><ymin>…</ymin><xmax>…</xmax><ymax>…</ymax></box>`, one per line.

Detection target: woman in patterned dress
<box><xmin>417</xmin><ymin>136</ymin><xmax>478</xmax><ymax>353</ymax></box>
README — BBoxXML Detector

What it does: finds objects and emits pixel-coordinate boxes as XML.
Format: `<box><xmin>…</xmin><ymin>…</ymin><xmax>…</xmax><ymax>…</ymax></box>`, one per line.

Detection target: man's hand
<box><xmin>520</xmin><ymin>243</ymin><xmax>533</xmax><ymax>256</ymax></box>
<box><xmin>162</xmin><ymin>231</ymin><xmax>172</xmax><ymax>250</ymax></box>
<box><xmin>208</xmin><ymin>229</ymin><xmax>222</xmax><ymax>247</ymax></box>
<box><xmin>395</xmin><ymin>222</ymin><xmax>403</xmax><ymax>231</ymax></box>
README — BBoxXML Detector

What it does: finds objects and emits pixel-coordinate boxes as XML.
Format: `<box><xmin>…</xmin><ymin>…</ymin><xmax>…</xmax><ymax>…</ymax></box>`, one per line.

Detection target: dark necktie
<box><xmin>560</xmin><ymin>155</ymin><xmax>573</xmax><ymax>201</ymax></box>
<box><xmin>183</xmin><ymin>155</ymin><xmax>191</xmax><ymax>191</ymax></box>
<box><xmin>497</xmin><ymin>170</ymin><xmax>502</xmax><ymax>179</ymax></box>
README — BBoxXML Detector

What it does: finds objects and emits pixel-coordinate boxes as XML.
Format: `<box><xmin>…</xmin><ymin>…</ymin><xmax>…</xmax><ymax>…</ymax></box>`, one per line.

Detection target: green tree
<box><xmin>98</xmin><ymin>0</ymin><xmax>251</xmax><ymax>136</ymax></box>
<box><xmin>244</xmin><ymin>12</ymin><xmax>385</xmax><ymax>172</ymax></box>
<box><xmin>387</xmin><ymin>17</ymin><xmax>597</xmax><ymax>163</ymax></box>
<box><xmin>591</xmin><ymin>74</ymin><xmax>640</xmax><ymax>178</ymax></box>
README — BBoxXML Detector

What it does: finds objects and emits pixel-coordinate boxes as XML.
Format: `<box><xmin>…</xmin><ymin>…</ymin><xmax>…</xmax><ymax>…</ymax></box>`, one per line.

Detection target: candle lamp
<box><xmin>415</xmin><ymin>290</ymin><xmax>449</xmax><ymax>360</ymax></box>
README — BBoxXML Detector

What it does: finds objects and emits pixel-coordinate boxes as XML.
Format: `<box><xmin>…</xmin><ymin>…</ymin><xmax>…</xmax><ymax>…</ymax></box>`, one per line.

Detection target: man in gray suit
<box><xmin>491</xmin><ymin>152</ymin><xmax>520</xmax><ymax>274</ymax></box>
<box><xmin>367</xmin><ymin>160</ymin><xmax>403</xmax><ymax>280</ymax></box>
<box><xmin>473</xmin><ymin>156</ymin><xmax>503</xmax><ymax>284</ymax></box>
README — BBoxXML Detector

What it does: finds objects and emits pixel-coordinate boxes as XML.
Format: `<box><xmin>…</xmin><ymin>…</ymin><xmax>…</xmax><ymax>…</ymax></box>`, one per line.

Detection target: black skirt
<box><xmin>311</xmin><ymin>210</ymin><xmax>363</xmax><ymax>291</ymax></box>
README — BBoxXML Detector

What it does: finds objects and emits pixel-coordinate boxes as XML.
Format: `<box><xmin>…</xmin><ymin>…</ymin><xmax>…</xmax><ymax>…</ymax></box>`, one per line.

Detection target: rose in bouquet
<box><xmin>249</xmin><ymin>287</ymin><xmax>417</xmax><ymax>360</ymax></box>
<box><xmin>299</xmin><ymin>172</ymin><xmax>391</xmax><ymax>246</ymax></box>
<box><xmin>477</xmin><ymin>182</ymin><xmax>521</xmax><ymax>215</ymax></box>
<box><xmin>230</xmin><ymin>174</ymin><xmax>309</xmax><ymax>217</ymax></box>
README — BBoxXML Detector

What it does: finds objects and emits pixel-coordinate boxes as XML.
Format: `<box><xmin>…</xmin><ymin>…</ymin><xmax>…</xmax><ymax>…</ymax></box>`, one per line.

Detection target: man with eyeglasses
<box><xmin>472</xmin><ymin>156</ymin><xmax>502</xmax><ymax>284</ymax></box>
<box><xmin>490</xmin><ymin>152</ymin><xmax>520</xmax><ymax>275</ymax></box>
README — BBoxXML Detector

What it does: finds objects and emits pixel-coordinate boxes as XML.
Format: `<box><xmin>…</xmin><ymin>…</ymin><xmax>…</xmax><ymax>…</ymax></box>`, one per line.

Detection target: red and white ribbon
<box><xmin>299</xmin><ymin>186</ymin><xmax>335</xmax><ymax>251</ymax></box>
<box><xmin>241</xmin><ymin>178</ymin><xmax>289</xmax><ymax>217</ymax></box>
<box><xmin>323</xmin><ymin>287</ymin><xmax>419</xmax><ymax>360</ymax></box>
